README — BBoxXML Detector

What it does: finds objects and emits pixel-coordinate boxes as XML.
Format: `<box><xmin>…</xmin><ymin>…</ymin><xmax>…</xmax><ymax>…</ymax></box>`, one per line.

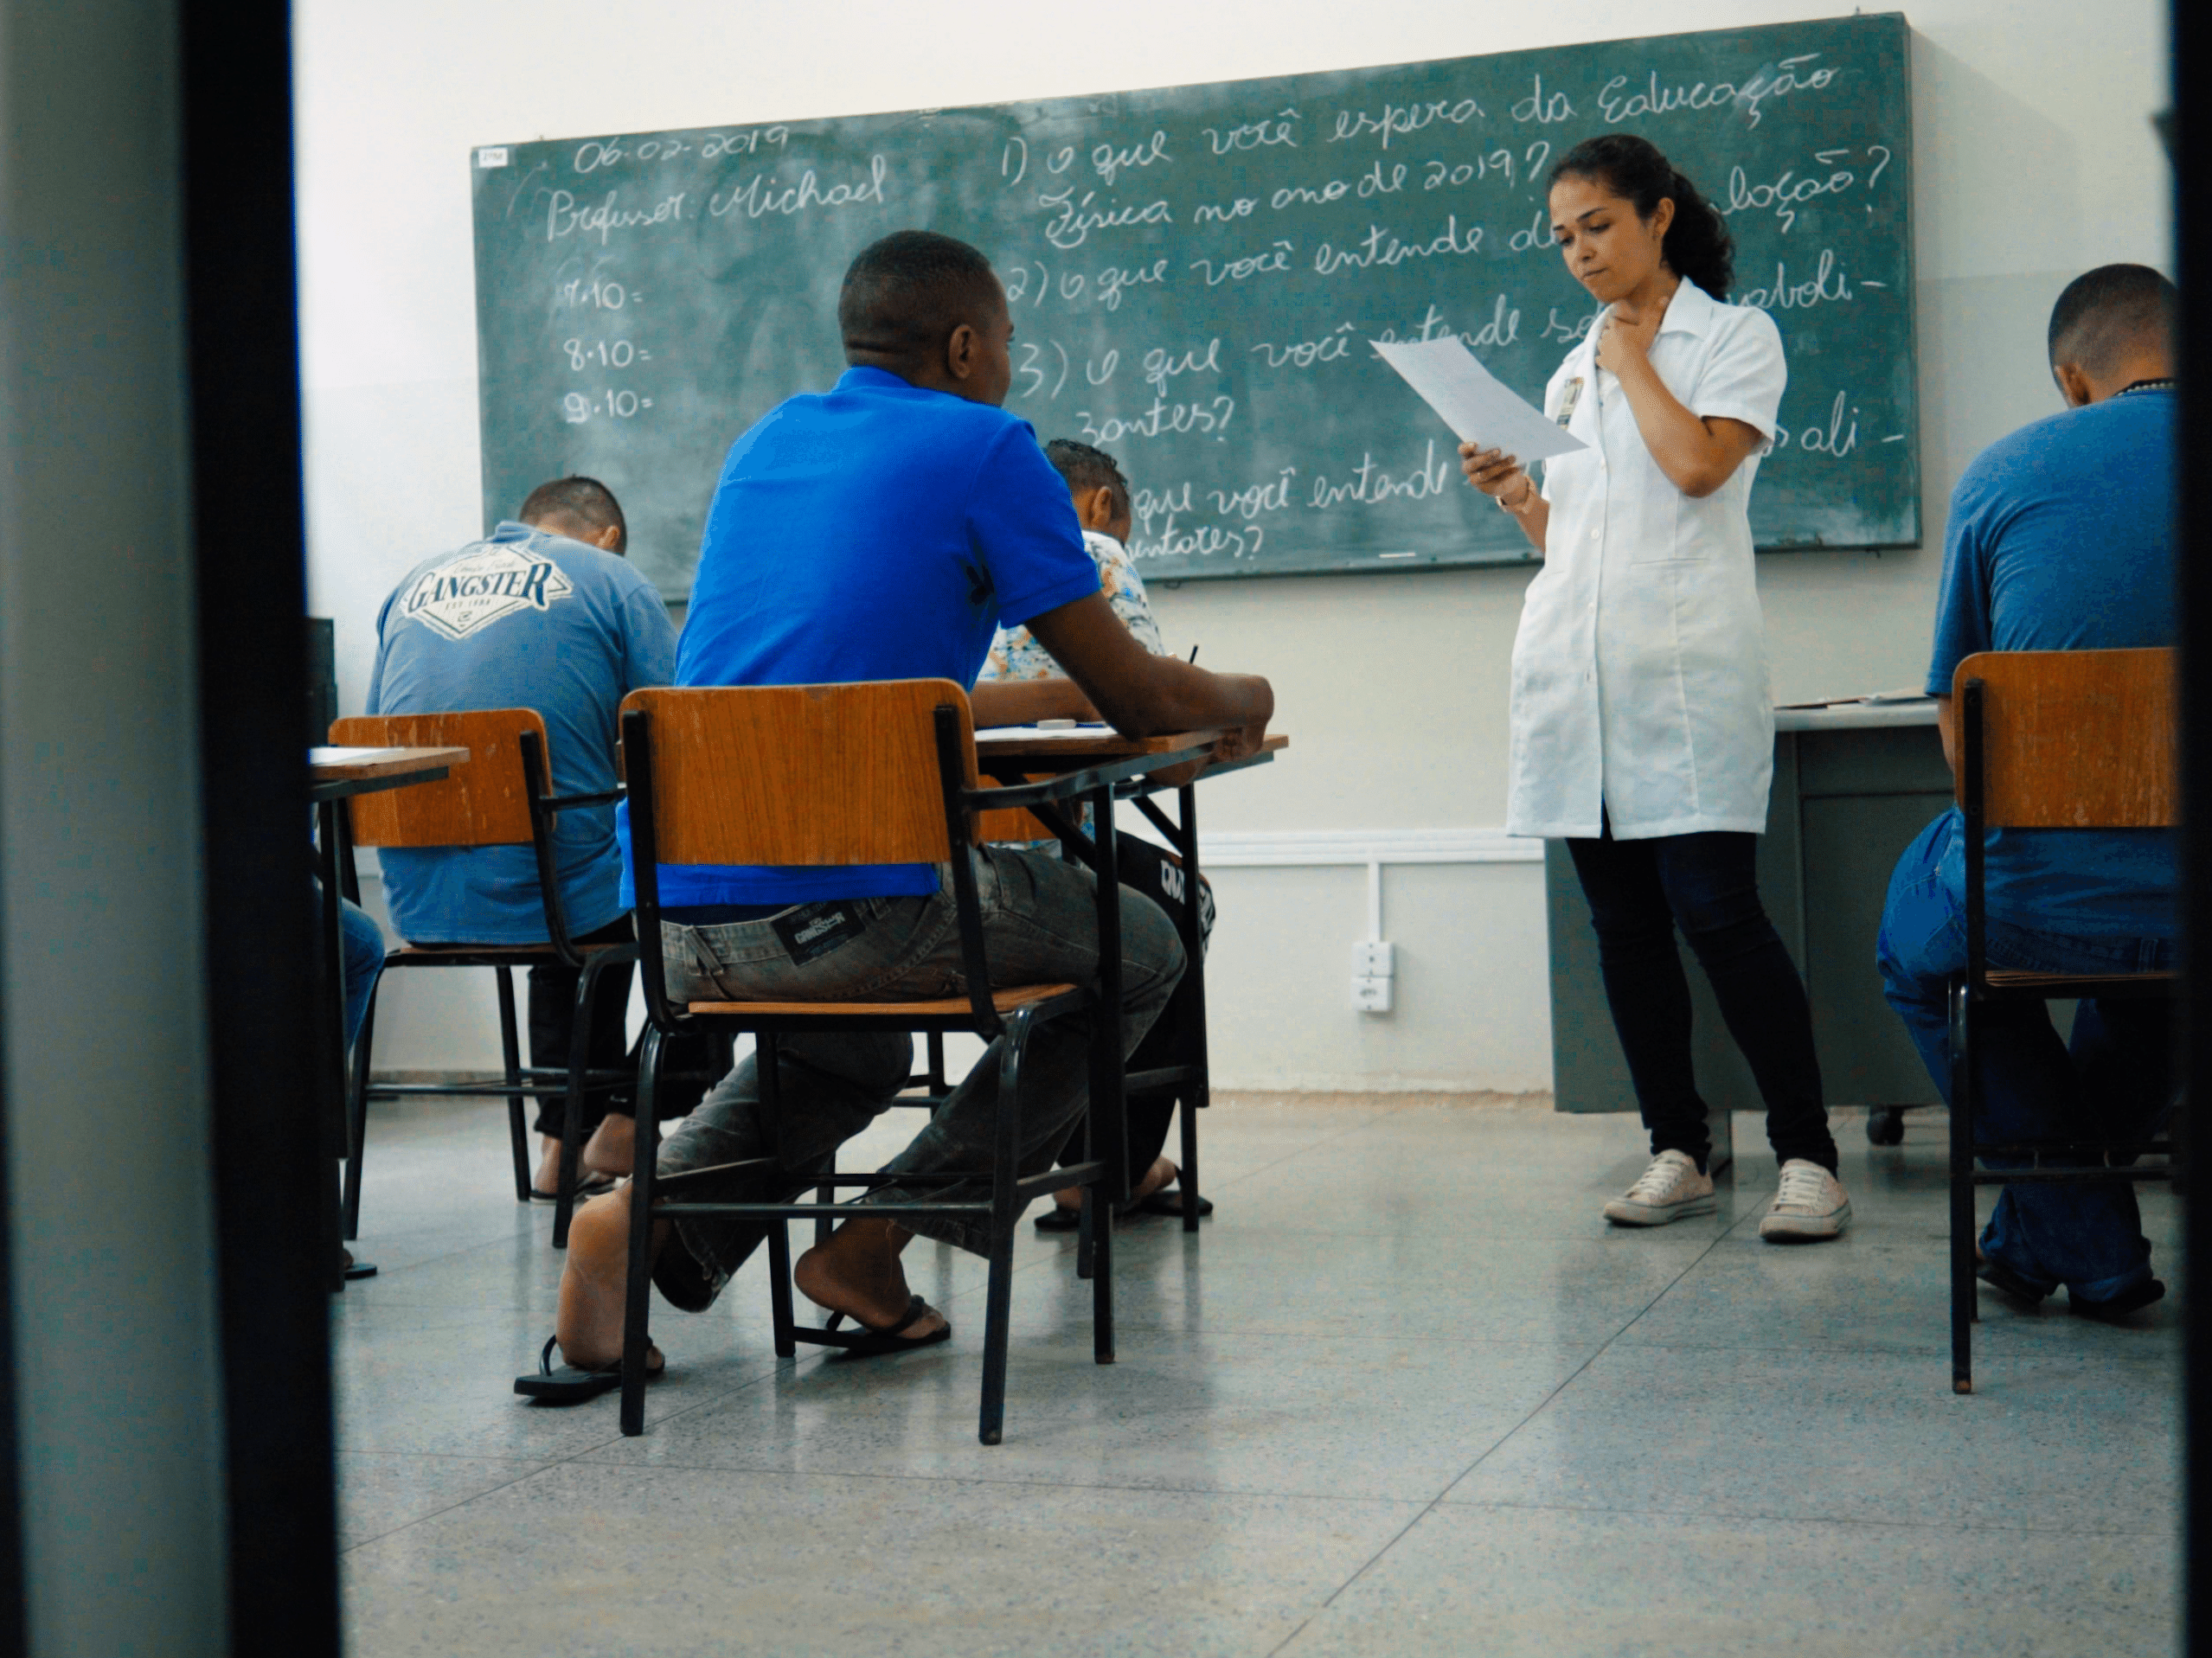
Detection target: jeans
<box><xmin>320</xmin><ymin>885</ymin><xmax>387</xmax><ymax>1055</ymax></box>
<box><xmin>647</xmin><ymin>845</ymin><xmax>1185</xmax><ymax>1310</ymax></box>
<box><xmin>1565</xmin><ymin>824</ymin><xmax>1837</xmax><ymax>1173</ymax></box>
<box><xmin>1876</xmin><ymin>810</ymin><xmax>2174</xmax><ymax>1300</ymax></box>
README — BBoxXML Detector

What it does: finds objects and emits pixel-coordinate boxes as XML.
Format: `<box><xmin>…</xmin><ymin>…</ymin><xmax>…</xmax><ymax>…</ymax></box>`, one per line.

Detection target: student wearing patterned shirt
<box><xmin>981</xmin><ymin>439</ymin><xmax>1163</xmax><ymax>682</ymax></box>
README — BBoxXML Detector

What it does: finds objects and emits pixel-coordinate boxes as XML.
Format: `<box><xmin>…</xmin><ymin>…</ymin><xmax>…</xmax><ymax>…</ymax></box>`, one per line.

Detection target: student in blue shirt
<box><xmin>1877</xmin><ymin>265</ymin><xmax>2177</xmax><ymax>1320</ymax></box>
<box><xmin>541</xmin><ymin>232</ymin><xmax>1273</xmax><ymax>1389</ymax></box>
<box><xmin>368</xmin><ymin>477</ymin><xmax>677</xmax><ymax>1198</ymax></box>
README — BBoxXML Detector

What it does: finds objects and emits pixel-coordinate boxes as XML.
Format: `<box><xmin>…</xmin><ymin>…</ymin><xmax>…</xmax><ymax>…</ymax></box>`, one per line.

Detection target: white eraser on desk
<box><xmin>1036</xmin><ymin>719</ymin><xmax>1077</xmax><ymax>730</ymax></box>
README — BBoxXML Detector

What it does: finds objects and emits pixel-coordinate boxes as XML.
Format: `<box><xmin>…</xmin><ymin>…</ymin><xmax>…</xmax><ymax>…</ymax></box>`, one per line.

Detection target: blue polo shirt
<box><xmin>1927</xmin><ymin>386</ymin><xmax>2176</xmax><ymax>934</ymax></box>
<box><xmin>621</xmin><ymin>366</ymin><xmax>1099</xmax><ymax>908</ymax></box>
<box><xmin>369</xmin><ymin>521</ymin><xmax>677</xmax><ymax>944</ymax></box>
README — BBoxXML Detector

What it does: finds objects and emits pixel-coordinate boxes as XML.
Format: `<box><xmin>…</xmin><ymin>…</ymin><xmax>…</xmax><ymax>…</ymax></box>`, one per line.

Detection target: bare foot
<box><xmin>1051</xmin><ymin>1155</ymin><xmax>1179</xmax><ymax>1213</ymax></box>
<box><xmin>582</xmin><ymin>1113</ymin><xmax>634</xmax><ymax>1178</ymax></box>
<box><xmin>793</xmin><ymin>1218</ymin><xmax>947</xmax><ymax>1339</ymax></box>
<box><xmin>554</xmin><ymin>1184</ymin><xmax>669</xmax><ymax>1370</ymax></box>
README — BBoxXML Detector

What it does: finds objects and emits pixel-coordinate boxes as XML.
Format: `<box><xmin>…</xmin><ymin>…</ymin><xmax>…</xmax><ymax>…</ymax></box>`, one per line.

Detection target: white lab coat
<box><xmin>1505</xmin><ymin>279</ymin><xmax>1787</xmax><ymax>842</ymax></box>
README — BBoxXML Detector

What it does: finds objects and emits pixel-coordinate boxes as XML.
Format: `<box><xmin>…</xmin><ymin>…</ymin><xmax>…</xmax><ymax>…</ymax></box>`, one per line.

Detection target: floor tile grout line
<box><xmin>1433</xmin><ymin>1493</ymin><xmax>2177</xmax><ymax>1539</ymax></box>
<box><xmin>339</xmin><ymin>1460</ymin><xmax>581</xmax><ymax>1555</ymax></box>
<box><xmin>1270</xmin><ymin>1208</ymin><xmax>1749</xmax><ymax>1647</ymax></box>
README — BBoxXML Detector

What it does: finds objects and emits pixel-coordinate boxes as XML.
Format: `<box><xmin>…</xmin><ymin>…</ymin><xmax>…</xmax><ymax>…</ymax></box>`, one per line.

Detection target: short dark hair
<box><xmin>1043</xmin><ymin>438</ymin><xmax>1131</xmax><ymax>525</ymax></box>
<box><xmin>1549</xmin><ymin>133</ymin><xmax>1734</xmax><ymax>300</ymax></box>
<box><xmin>838</xmin><ymin>230</ymin><xmax>1003</xmax><ymax>367</ymax></box>
<box><xmin>518</xmin><ymin>475</ymin><xmax>626</xmax><ymax>554</ymax></box>
<box><xmin>2047</xmin><ymin>264</ymin><xmax>2176</xmax><ymax>375</ymax></box>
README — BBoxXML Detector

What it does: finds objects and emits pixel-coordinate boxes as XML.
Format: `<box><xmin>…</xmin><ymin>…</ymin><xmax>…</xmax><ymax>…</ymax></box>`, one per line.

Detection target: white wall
<box><xmin>298</xmin><ymin>0</ymin><xmax>2170</xmax><ymax>1091</ymax></box>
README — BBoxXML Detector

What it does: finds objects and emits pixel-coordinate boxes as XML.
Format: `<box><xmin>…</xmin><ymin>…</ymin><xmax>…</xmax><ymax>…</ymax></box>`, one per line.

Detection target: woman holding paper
<box><xmin>1459</xmin><ymin>133</ymin><xmax>1849</xmax><ymax>1243</ymax></box>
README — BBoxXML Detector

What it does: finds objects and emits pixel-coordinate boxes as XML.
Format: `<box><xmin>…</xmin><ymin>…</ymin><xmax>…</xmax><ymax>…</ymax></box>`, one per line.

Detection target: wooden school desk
<box><xmin>311</xmin><ymin>745</ymin><xmax>470</xmax><ymax>1282</ymax></box>
<box><xmin>975</xmin><ymin>726</ymin><xmax>1288</xmax><ymax>1228</ymax></box>
<box><xmin>1545</xmin><ymin>701</ymin><xmax>1948</xmax><ymax>1168</ymax></box>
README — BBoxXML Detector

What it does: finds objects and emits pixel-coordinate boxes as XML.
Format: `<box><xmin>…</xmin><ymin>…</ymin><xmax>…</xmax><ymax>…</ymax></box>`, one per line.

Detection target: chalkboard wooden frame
<box><xmin>472</xmin><ymin>13</ymin><xmax>1915</xmax><ymax>596</ymax></box>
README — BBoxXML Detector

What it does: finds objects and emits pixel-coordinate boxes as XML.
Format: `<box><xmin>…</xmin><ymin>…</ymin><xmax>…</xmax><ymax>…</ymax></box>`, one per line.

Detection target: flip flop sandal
<box><xmin>513</xmin><ymin>1335</ymin><xmax>662</xmax><ymax>1403</ymax></box>
<box><xmin>531</xmin><ymin>1170</ymin><xmax>619</xmax><ymax>1202</ymax></box>
<box><xmin>1033</xmin><ymin>1186</ymin><xmax>1215</xmax><ymax>1231</ymax></box>
<box><xmin>1129</xmin><ymin>1188</ymin><xmax>1214</xmax><ymax>1220</ymax></box>
<box><xmin>822</xmin><ymin>1295</ymin><xmax>952</xmax><ymax>1360</ymax></box>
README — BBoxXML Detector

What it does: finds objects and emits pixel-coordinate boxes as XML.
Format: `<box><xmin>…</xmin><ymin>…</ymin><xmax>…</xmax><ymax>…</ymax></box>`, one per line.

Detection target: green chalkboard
<box><xmin>471</xmin><ymin>13</ymin><xmax>1914</xmax><ymax>595</ymax></box>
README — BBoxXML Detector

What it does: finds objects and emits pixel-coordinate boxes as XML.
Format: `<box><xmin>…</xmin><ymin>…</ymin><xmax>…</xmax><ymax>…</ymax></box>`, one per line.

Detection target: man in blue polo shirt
<box><xmin>1877</xmin><ymin>265</ymin><xmax>2177</xmax><ymax>1320</ymax></box>
<box><xmin>542</xmin><ymin>232</ymin><xmax>1273</xmax><ymax>1387</ymax></box>
<box><xmin>369</xmin><ymin>477</ymin><xmax>676</xmax><ymax>1198</ymax></box>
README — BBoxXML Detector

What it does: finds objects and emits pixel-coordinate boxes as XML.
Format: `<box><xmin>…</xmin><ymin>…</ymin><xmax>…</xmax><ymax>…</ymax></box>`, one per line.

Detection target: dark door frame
<box><xmin>180</xmin><ymin>3</ymin><xmax>340</xmax><ymax>1649</ymax></box>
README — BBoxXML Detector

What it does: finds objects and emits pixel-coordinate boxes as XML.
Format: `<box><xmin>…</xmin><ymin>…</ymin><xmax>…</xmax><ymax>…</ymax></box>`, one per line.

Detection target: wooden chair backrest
<box><xmin>1954</xmin><ymin>649</ymin><xmax>2177</xmax><ymax>829</ymax></box>
<box><xmin>330</xmin><ymin>709</ymin><xmax>544</xmax><ymax>848</ymax></box>
<box><xmin>621</xmin><ymin>682</ymin><xmax>979</xmax><ymax>867</ymax></box>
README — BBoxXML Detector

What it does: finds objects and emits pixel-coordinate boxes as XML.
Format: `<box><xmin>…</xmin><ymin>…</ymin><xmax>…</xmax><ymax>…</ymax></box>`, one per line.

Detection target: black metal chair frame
<box><xmin>619</xmin><ymin>698</ymin><xmax>1215</xmax><ymax>1444</ymax></box>
<box><xmin>1946</xmin><ymin>674</ymin><xmax>2182</xmax><ymax>1393</ymax></box>
<box><xmin>873</xmin><ymin>771</ymin><xmax>1221</xmax><ymax>1277</ymax></box>
<box><xmin>343</xmin><ymin>727</ymin><xmax>636</xmax><ymax>1250</ymax></box>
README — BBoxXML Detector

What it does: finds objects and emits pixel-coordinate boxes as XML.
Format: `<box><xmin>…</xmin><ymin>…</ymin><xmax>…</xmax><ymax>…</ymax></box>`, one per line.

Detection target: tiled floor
<box><xmin>335</xmin><ymin>1094</ymin><xmax>2181</xmax><ymax>1656</ymax></box>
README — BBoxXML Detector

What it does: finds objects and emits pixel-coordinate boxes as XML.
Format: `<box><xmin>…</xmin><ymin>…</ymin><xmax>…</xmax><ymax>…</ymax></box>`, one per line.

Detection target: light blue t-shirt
<box><xmin>369</xmin><ymin>521</ymin><xmax>677</xmax><ymax>944</ymax></box>
<box><xmin>1927</xmin><ymin>386</ymin><xmax>2176</xmax><ymax>935</ymax></box>
<box><xmin>619</xmin><ymin>367</ymin><xmax>1099</xmax><ymax>909</ymax></box>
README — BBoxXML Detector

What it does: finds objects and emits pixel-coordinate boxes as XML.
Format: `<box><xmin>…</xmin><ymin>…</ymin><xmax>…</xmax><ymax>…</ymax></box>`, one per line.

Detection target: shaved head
<box><xmin>837</xmin><ymin>230</ymin><xmax>1003</xmax><ymax>374</ymax></box>
<box><xmin>2048</xmin><ymin>264</ymin><xmax>2176</xmax><ymax>379</ymax></box>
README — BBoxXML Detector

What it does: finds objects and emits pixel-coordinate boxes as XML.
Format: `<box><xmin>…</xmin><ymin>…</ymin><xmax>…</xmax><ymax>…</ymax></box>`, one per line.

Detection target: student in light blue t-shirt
<box><xmin>538</xmin><ymin>233</ymin><xmax>1274</xmax><ymax>1393</ymax></box>
<box><xmin>368</xmin><ymin>477</ymin><xmax>676</xmax><ymax>1199</ymax></box>
<box><xmin>1878</xmin><ymin>265</ymin><xmax>2177</xmax><ymax>1320</ymax></box>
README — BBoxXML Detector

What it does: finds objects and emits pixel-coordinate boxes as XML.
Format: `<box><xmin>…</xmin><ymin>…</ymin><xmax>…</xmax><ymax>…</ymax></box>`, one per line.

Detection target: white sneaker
<box><xmin>1759</xmin><ymin>1158</ymin><xmax>1851</xmax><ymax>1241</ymax></box>
<box><xmin>1603</xmin><ymin>1149</ymin><xmax>1717</xmax><ymax>1226</ymax></box>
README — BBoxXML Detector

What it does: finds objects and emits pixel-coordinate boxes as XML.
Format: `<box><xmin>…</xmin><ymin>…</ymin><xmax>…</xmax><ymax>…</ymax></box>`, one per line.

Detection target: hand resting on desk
<box><xmin>1014</xmin><ymin>589</ymin><xmax>1273</xmax><ymax>781</ymax></box>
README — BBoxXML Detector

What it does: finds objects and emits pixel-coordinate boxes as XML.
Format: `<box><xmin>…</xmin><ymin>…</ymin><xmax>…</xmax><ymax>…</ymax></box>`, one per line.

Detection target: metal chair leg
<box><xmin>496</xmin><ymin>965</ymin><xmax>530</xmax><ymax>1203</ymax></box>
<box><xmin>759</xmin><ymin>1031</ymin><xmax>799</xmax><ymax>1356</ymax></box>
<box><xmin>766</xmin><ymin>1219</ymin><xmax>797</xmax><ymax>1359</ymax></box>
<box><xmin>619</xmin><ymin>1027</ymin><xmax>664</xmax><ymax>1437</ymax></box>
<box><xmin>1949</xmin><ymin>977</ymin><xmax>1976</xmax><ymax>1395</ymax></box>
<box><xmin>1092</xmin><ymin>1157</ymin><xmax>1115</xmax><ymax>1368</ymax></box>
<box><xmin>978</xmin><ymin>1008</ymin><xmax>1029</xmax><ymax>1445</ymax></box>
<box><xmin>814</xmin><ymin>1181</ymin><xmax>833</xmax><ymax>1249</ymax></box>
<box><xmin>342</xmin><ymin>989</ymin><xmax>379</xmax><ymax>1240</ymax></box>
<box><xmin>553</xmin><ymin>952</ymin><xmax>616</xmax><ymax>1250</ymax></box>
<box><xmin>1075</xmin><ymin>1181</ymin><xmax>1097</xmax><ymax>1282</ymax></box>
<box><xmin>1179</xmin><ymin>1093</ymin><xmax>1202</xmax><ymax>1232</ymax></box>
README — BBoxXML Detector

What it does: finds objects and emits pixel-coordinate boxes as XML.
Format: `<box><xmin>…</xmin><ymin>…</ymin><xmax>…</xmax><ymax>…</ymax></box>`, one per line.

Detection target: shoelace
<box><xmin>1627</xmin><ymin>1157</ymin><xmax>1690</xmax><ymax>1201</ymax></box>
<box><xmin>1773</xmin><ymin>1163</ymin><xmax>1830</xmax><ymax>1209</ymax></box>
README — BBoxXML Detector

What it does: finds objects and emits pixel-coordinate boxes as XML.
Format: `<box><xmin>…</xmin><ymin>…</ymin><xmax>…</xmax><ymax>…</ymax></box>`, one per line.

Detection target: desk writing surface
<box><xmin>471</xmin><ymin>13</ymin><xmax>1914</xmax><ymax>592</ymax></box>
<box><xmin>309</xmin><ymin>746</ymin><xmax>471</xmax><ymax>782</ymax></box>
<box><xmin>976</xmin><ymin>730</ymin><xmax>1289</xmax><ymax>765</ymax></box>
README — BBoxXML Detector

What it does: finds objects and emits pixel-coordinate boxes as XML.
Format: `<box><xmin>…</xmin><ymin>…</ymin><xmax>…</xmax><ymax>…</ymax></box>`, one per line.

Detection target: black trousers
<box><xmin>1054</xmin><ymin>830</ymin><xmax>1215</xmax><ymax>1181</ymax></box>
<box><xmin>1565</xmin><ymin>824</ymin><xmax>1837</xmax><ymax>1174</ymax></box>
<box><xmin>525</xmin><ymin>918</ymin><xmax>711</xmax><ymax>1138</ymax></box>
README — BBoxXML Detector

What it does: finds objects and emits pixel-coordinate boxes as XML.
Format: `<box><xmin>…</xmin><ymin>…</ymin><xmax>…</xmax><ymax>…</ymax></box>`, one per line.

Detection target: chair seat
<box><xmin>1983</xmin><ymin>968</ymin><xmax>2178</xmax><ymax>995</ymax></box>
<box><xmin>686</xmin><ymin>983</ymin><xmax>1081</xmax><ymax>1018</ymax></box>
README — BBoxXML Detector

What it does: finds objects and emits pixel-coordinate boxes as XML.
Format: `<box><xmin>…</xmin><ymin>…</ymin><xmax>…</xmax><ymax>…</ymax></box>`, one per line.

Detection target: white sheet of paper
<box><xmin>1371</xmin><ymin>336</ymin><xmax>1587</xmax><ymax>462</ymax></box>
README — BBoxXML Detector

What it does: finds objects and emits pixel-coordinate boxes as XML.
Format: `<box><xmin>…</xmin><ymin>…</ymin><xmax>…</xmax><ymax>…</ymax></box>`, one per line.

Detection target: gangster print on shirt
<box><xmin>398</xmin><ymin>541</ymin><xmax>576</xmax><ymax>642</ymax></box>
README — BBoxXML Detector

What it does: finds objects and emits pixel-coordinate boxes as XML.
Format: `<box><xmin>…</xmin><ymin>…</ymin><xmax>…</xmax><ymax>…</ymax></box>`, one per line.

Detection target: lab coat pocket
<box><xmin>1627</xmin><ymin>488</ymin><xmax>1695</xmax><ymax>563</ymax></box>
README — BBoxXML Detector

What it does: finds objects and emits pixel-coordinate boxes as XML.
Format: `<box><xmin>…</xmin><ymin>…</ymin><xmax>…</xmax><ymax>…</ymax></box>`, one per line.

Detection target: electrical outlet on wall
<box><xmin>1351</xmin><ymin>941</ymin><xmax>1395</xmax><ymax>1013</ymax></box>
<box><xmin>1350</xmin><ymin>941</ymin><xmax>1395</xmax><ymax>979</ymax></box>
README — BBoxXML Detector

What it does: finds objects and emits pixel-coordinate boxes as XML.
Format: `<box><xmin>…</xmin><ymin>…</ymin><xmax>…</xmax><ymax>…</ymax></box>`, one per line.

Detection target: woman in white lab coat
<box><xmin>1461</xmin><ymin>133</ymin><xmax>1849</xmax><ymax>1241</ymax></box>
